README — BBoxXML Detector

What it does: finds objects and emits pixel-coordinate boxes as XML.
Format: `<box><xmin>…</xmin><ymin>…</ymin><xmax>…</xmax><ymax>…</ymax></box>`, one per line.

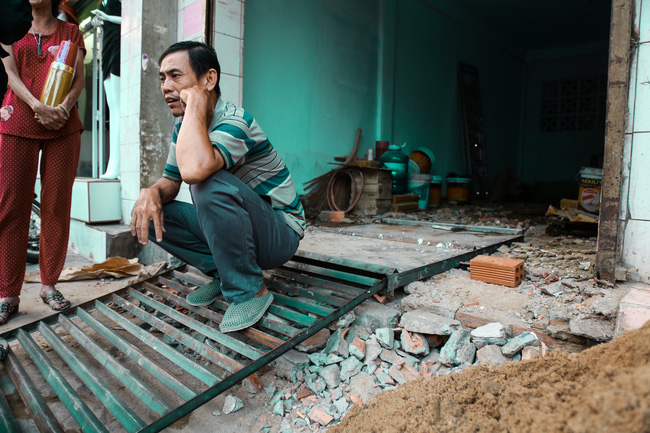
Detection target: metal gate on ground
<box><xmin>0</xmin><ymin>233</ymin><xmax>521</xmax><ymax>432</ymax></box>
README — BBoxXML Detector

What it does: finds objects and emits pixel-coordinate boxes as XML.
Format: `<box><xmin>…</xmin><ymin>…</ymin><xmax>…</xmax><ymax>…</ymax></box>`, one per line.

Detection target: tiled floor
<box><xmin>615</xmin><ymin>282</ymin><xmax>650</xmax><ymax>334</ymax></box>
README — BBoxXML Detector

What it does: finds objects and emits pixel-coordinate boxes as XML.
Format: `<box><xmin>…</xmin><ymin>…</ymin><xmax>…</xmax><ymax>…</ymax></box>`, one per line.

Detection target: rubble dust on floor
<box><xmin>329</xmin><ymin>322</ymin><xmax>650</xmax><ymax>433</ymax></box>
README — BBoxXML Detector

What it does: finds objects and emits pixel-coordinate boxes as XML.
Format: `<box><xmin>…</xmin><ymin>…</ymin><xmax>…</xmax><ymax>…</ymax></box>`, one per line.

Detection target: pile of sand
<box><xmin>330</xmin><ymin>323</ymin><xmax>650</xmax><ymax>433</ymax></box>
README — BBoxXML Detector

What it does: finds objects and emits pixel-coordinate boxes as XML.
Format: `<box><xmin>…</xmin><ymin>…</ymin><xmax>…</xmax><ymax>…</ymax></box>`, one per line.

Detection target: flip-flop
<box><xmin>186</xmin><ymin>279</ymin><xmax>222</xmax><ymax>306</ymax></box>
<box><xmin>219</xmin><ymin>293</ymin><xmax>274</xmax><ymax>333</ymax></box>
<box><xmin>0</xmin><ymin>338</ymin><xmax>8</xmax><ymax>362</ymax></box>
<box><xmin>40</xmin><ymin>290</ymin><xmax>70</xmax><ymax>311</ymax></box>
<box><xmin>0</xmin><ymin>302</ymin><xmax>19</xmax><ymax>326</ymax></box>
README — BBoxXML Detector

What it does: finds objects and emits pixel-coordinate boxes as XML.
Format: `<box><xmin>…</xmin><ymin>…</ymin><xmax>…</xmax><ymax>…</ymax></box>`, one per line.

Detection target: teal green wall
<box><xmin>392</xmin><ymin>0</ymin><xmax>525</xmax><ymax>183</ymax></box>
<box><xmin>520</xmin><ymin>49</ymin><xmax>609</xmax><ymax>186</ymax></box>
<box><xmin>242</xmin><ymin>1</ymin><xmax>380</xmax><ymax>193</ymax></box>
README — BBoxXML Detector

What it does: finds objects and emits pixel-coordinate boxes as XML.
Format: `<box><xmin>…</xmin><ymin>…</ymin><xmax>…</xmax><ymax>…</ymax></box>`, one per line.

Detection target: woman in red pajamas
<box><xmin>0</xmin><ymin>0</ymin><xmax>86</xmax><ymax>325</ymax></box>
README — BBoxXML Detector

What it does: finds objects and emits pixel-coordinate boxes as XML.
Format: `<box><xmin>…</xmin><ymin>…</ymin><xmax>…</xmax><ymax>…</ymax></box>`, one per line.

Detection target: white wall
<box><xmin>621</xmin><ymin>0</ymin><xmax>650</xmax><ymax>282</ymax></box>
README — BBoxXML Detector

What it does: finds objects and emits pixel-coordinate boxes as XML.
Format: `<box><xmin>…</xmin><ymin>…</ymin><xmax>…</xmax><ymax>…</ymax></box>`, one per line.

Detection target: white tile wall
<box><xmin>120</xmin><ymin>143</ymin><xmax>141</xmax><ymax>172</ymax></box>
<box><xmin>620</xmin><ymin>133</ymin><xmax>633</xmax><ymax>220</ymax></box>
<box><xmin>628</xmin><ymin>131</ymin><xmax>650</xmax><ymax>219</ymax></box>
<box><xmin>640</xmin><ymin>0</ymin><xmax>650</xmax><ymax>43</ymax></box>
<box><xmin>214</xmin><ymin>0</ymin><xmax>244</xmax><ymax>39</ymax></box>
<box><xmin>621</xmin><ymin>219</ymin><xmax>650</xmax><ymax>281</ymax></box>
<box><xmin>633</xmin><ymin>43</ymin><xmax>650</xmax><ymax>132</ymax></box>
<box><xmin>121</xmin><ymin>198</ymin><xmax>136</xmax><ymax>225</ymax></box>
<box><xmin>220</xmin><ymin>73</ymin><xmax>241</xmax><ymax>105</ymax></box>
<box><xmin>214</xmin><ymin>33</ymin><xmax>242</xmax><ymax>76</ymax></box>
<box><xmin>627</xmin><ymin>45</ymin><xmax>638</xmax><ymax>133</ymax></box>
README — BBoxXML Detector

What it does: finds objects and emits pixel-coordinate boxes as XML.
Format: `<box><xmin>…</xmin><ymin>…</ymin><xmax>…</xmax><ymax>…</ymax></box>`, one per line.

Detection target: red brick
<box><xmin>308</xmin><ymin>406</ymin><xmax>334</xmax><ymax>426</ymax></box>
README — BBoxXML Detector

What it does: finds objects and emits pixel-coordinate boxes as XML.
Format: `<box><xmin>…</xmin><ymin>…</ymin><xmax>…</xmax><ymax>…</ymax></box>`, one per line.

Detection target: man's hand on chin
<box><xmin>179</xmin><ymin>85</ymin><xmax>214</xmax><ymax>125</ymax></box>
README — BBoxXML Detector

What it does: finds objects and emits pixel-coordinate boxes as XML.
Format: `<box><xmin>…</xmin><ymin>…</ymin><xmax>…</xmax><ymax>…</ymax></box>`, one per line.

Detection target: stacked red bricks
<box><xmin>470</xmin><ymin>255</ymin><xmax>524</xmax><ymax>287</ymax></box>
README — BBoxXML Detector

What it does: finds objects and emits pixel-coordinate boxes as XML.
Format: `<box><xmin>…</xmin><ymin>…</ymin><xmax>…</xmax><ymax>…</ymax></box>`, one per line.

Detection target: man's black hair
<box><xmin>52</xmin><ymin>0</ymin><xmax>63</xmax><ymax>17</ymax></box>
<box><xmin>159</xmin><ymin>41</ymin><xmax>221</xmax><ymax>97</ymax></box>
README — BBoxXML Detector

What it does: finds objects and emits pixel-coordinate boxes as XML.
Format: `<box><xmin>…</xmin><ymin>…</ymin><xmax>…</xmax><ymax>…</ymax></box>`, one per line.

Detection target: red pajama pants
<box><xmin>0</xmin><ymin>132</ymin><xmax>80</xmax><ymax>298</ymax></box>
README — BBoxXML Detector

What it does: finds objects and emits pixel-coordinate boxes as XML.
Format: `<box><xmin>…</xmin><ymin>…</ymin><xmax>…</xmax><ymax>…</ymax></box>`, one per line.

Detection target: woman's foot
<box><xmin>0</xmin><ymin>297</ymin><xmax>20</xmax><ymax>326</ymax></box>
<box><xmin>40</xmin><ymin>285</ymin><xmax>70</xmax><ymax>311</ymax></box>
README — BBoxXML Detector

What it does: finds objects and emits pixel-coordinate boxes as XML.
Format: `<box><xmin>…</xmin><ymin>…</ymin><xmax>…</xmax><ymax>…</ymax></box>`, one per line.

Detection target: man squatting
<box><xmin>130</xmin><ymin>41</ymin><xmax>306</xmax><ymax>333</ymax></box>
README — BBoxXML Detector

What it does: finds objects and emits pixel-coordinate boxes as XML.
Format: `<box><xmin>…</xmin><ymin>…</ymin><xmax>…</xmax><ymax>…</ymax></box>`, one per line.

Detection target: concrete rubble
<box><xmin>264</xmin><ymin>308</ymin><xmax>553</xmax><ymax>430</ymax></box>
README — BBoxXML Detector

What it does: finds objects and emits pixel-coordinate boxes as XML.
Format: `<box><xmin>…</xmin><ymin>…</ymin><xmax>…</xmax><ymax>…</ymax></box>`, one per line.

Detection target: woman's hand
<box><xmin>90</xmin><ymin>9</ymin><xmax>109</xmax><ymax>20</ymax></box>
<box><xmin>33</xmin><ymin>102</ymin><xmax>68</xmax><ymax>130</ymax></box>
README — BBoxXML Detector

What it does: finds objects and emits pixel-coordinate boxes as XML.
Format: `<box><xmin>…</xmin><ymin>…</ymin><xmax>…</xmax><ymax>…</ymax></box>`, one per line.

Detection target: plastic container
<box><xmin>40</xmin><ymin>40</ymin><xmax>78</xmax><ymax>107</ymax></box>
<box><xmin>578</xmin><ymin>167</ymin><xmax>603</xmax><ymax>213</ymax></box>
<box><xmin>409</xmin><ymin>148</ymin><xmax>436</xmax><ymax>174</ymax></box>
<box><xmin>447</xmin><ymin>177</ymin><xmax>471</xmax><ymax>204</ymax></box>
<box><xmin>428</xmin><ymin>175</ymin><xmax>443</xmax><ymax>207</ymax></box>
<box><xmin>408</xmin><ymin>174</ymin><xmax>432</xmax><ymax>209</ymax></box>
<box><xmin>375</xmin><ymin>141</ymin><xmax>389</xmax><ymax>160</ymax></box>
<box><xmin>380</xmin><ymin>144</ymin><xmax>409</xmax><ymax>195</ymax></box>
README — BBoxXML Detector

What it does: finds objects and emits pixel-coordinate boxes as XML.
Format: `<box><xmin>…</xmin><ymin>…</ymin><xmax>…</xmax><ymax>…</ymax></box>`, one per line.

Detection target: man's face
<box><xmin>159</xmin><ymin>50</ymin><xmax>199</xmax><ymax>117</ymax></box>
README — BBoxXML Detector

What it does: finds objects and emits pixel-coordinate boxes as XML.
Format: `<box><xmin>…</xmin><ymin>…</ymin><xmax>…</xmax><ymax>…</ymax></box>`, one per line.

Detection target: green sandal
<box><xmin>186</xmin><ymin>279</ymin><xmax>222</xmax><ymax>306</ymax></box>
<box><xmin>220</xmin><ymin>293</ymin><xmax>274</xmax><ymax>333</ymax></box>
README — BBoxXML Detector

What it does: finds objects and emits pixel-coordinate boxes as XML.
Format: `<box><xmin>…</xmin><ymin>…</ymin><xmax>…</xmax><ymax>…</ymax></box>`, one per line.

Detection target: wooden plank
<box><xmin>596</xmin><ymin>0</ymin><xmax>633</xmax><ymax>282</ymax></box>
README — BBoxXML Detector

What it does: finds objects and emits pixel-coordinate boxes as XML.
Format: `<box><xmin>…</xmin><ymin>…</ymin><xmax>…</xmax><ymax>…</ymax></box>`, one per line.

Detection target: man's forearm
<box><xmin>147</xmin><ymin>177</ymin><xmax>181</xmax><ymax>204</ymax></box>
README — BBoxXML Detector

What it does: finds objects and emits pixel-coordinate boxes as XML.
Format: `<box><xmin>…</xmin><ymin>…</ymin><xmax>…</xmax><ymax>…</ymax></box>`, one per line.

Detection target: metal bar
<box><xmin>388</xmin><ymin>236</ymin><xmax>525</xmax><ymax>289</ymax></box>
<box><xmin>0</xmin><ymin>377</ymin><xmax>20</xmax><ymax>433</ymax></box>
<box><xmin>57</xmin><ymin>315</ymin><xmax>174</xmax><ymax>416</ymax></box>
<box><xmin>4</xmin><ymin>347</ymin><xmax>66</xmax><ymax>433</ymax></box>
<box><xmin>144</xmin><ymin>283</ymin><xmax>284</xmax><ymax>349</ymax></box>
<box><xmin>94</xmin><ymin>301</ymin><xmax>219</xmax><ymax>387</ymax></box>
<box><xmin>267</xmin><ymin>304</ymin><xmax>316</xmax><ymax>326</ymax></box>
<box><xmin>37</xmin><ymin>322</ymin><xmax>146</xmax><ymax>433</ymax></box>
<box><xmin>75</xmin><ymin>308</ymin><xmax>197</xmax><ymax>402</ymax></box>
<box><xmin>139</xmin><ymin>277</ymin><xmax>388</xmax><ymax>433</ymax></box>
<box><xmin>292</xmin><ymin>250</ymin><xmax>397</xmax><ymax>277</ymax></box>
<box><xmin>171</xmin><ymin>271</ymin><xmax>213</xmax><ymax>287</ymax></box>
<box><xmin>112</xmin><ymin>295</ymin><xmax>243</xmax><ymax>375</ymax></box>
<box><xmin>267</xmin><ymin>269</ymin><xmax>361</xmax><ymax>299</ymax></box>
<box><xmin>284</xmin><ymin>261</ymin><xmax>382</xmax><ymax>287</ymax></box>
<box><xmin>271</xmin><ymin>292</ymin><xmax>335</xmax><ymax>316</ymax></box>
<box><xmin>265</xmin><ymin>279</ymin><xmax>347</xmax><ymax>307</ymax></box>
<box><xmin>381</xmin><ymin>218</ymin><xmax>524</xmax><ymax>235</ymax></box>
<box><xmin>126</xmin><ymin>290</ymin><xmax>264</xmax><ymax>361</ymax></box>
<box><xmin>14</xmin><ymin>329</ymin><xmax>107</xmax><ymax>433</ymax></box>
<box><xmin>157</xmin><ymin>276</ymin><xmax>191</xmax><ymax>294</ymax></box>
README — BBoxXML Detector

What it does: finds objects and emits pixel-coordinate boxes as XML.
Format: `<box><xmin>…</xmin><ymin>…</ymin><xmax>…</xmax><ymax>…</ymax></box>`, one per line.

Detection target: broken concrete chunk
<box><xmin>440</xmin><ymin>328</ymin><xmax>471</xmax><ymax>366</ymax></box>
<box><xmin>379</xmin><ymin>349</ymin><xmax>396</xmax><ymax>364</ymax></box>
<box><xmin>331</xmin><ymin>387</ymin><xmax>343</xmax><ymax>401</ymax></box>
<box><xmin>272</xmin><ymin>400</ymin><xmax>284</xmax><ymax>416</ymax></box>
<box><xmin>569</xmin><ymin>317</ymin><xmax>614</xmax><ymax>342</ymax></box>
<box><xmin>366</xmin><ymin>362</ymin><xmax>378</xmax><ymax>375</ymax></box>
<box><xmin>401</xmin><ymin>295</ymin><xmax>462</xmax><ymax>318</ymax></box>
<box><xmin>375</xmin><ymin>369</ymin><xmax>395</xmax><ymax>386</ymax></box>
<box><xmin>308</xmin><ymin>406</ymin><xmax>334</xmax><ymax>426</ymax></box>
<box><xmin>549</xmin><ymin>307</ymin><xmax>571</xmax><ymax>323</ymax></box>
<box><xmin>476</xmin><ymin>345</ymin><xmax>507</xmax><ymax>366</ymax></box>
<box><xmin>305</xmin><ymin>374</ymin><xmax>327</xmax><ymax>395</ymax></box>
<box><xmin>400</xmin><ymin>329</ymin><xmax>430</xmax><ymax>356</ymax></box>
<box><xmin>333</xmin><ymin>397</ymin><xmax>349</xmax><ymax>415</ymax></box>
<box><xmin>404</xmin><ymin>281</ymin><xmax>432</xmax><ymax>294</ymax></box>
<box><xmin>318</xmin><ymin>364</ymin><xmax>342</xmax><ymax>389</ymax></box>
<box><xmin>329</xmin><ymin>310</ymin><xmax>356</xmax><ymax>330</ymax></box>
<box><xmin>364</xmin><ymin>336</ymin><xmax>382</xmax><ymax>365</ymax></box>
<box><xmin>275</xmin><ymin>350</ymin><xmax>310</xmax><ymax>380</ymax></box>
<box><xmin>399</xmin><ymin>310</ymin><xmax>461</xmax><ymax>335</ymax></box>
<box><xmin>541</xmin><ymin>281</ymin><xmax>564</xmax><ymax>296</ymax></box>
<box><xmin>324</xmin><ymin>328</ymin><xmax>350</xmax><ymax>358</ymax></box>
<box><xmin>349</xmin><ymin>337</ymin><xmax>366</xmax><ymax>360</ymax></box>
<box><xmin>376</xmin><ymin>328</ymin><xmax>394</xmax><ymax>349</ymax></box>
<box><xmin>308</xmin><ymin>352</ymin><xmax>344</xmax><ymax>367</ymax></box>
<box><xmin>502</xmin><ymin>332</ymin><xmax>539</xmax><ymax>356</ymax></box>
<box><xmin>223</xmin><ymin>395</ymin><xmax>243</xmax><ymax>414</ymax></box>
<box><xmin>340</xmin><ymin>356</ymin><xmax>363</xmax><ymax>382</ymax></box>
<box><xmin>353</xmin><ymin>302</ymin><xmax>401</xmax><ymax>329</ymax></box>
<box><xmin>296</xmin><ymin>328</ymin><xmax>330</xmax><ymax>353</ymax></box>
<box><xmin>470</xmin><ymin>322</ymin><xmax>507</xmax><ymax>345</ymax></box>
<box><xmin>590</xmin><ymin>297</ymin><xmax>618</xmax><ymax>318</ymax></box>
<box><xmin>345</xmin><ymin>326</ymin><xmax>373</xmax><ymax>343</ymax></box>
<box><xmin>421</xmin><ymin>349</ymin><xmax>440</xmax><ymax>365</ymax></box>
<box><xmin>280</xmin><ymin>419</ymin><xmax>291</xmax><ymax>433</ymax></box>
<box><xmin>388</xmin><ymin>357</ymin><xmax>420</xmax><ymax>384</ymax></box>
<box><xmin>349</xmin><ymin>372</ymin><xmax>381</xmax><ymax>404</ymax></box>
<box><xmin>455</xmin><ymin>342</ymin><xmax>476</xmax><ymax>365</ymax></box>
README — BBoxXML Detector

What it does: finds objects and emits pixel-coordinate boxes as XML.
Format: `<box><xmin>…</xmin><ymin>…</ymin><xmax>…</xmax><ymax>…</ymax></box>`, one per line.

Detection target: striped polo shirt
<box><xmin>163</xmin><ymin>98</ymin><xmax>306</xmax><ymax>238</ymax></box>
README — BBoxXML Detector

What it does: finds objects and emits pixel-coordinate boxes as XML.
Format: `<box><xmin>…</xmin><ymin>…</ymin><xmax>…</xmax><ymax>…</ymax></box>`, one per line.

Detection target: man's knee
<box><xmin>190</xmin><ymin>170</ymin><xmax>241</xmax><ymax>210</ymax></box>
